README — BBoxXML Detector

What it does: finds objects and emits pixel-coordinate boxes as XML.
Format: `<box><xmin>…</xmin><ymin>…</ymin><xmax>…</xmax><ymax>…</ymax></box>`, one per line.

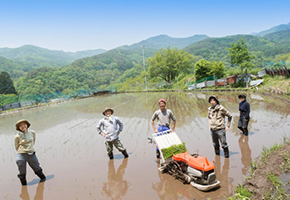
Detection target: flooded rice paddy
<box><xmin>0</xmin><ymin>92</ymin><xmax>290</xmax><ymax>200</ymax></box>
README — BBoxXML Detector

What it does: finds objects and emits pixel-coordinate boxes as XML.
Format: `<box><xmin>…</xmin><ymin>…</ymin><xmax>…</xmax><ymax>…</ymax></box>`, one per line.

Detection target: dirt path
<box><xmin>239</xmin><ymin>142</ymin><xmax>290</xmax><ymax>199</ymax></box>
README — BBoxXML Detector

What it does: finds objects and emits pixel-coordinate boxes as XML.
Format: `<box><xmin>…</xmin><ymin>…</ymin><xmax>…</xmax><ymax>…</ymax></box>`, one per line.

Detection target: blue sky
<box><xmin>0</xmin><ymin>0</ymin><xmax>289</xmax><ymax>52</ymax></box>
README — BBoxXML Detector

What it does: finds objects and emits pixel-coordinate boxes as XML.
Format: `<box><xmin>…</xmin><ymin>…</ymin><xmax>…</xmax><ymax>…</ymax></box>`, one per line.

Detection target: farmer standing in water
<box><xmin>208</xmin><ymin>96</ymin><xmax>232</xmax><ymax>158</ymax></box>
<box><xmin>97</xmin><ymin>108</ymin><xmax>129</xmax><ymax>159</ymax></box>
<box><xmin>151</xmin><ymin>99</ymin><xmax>176</xmax><ymax>158</ymax></box>
<box><xmin>14</xmin><ymin>119</ymin><xmax>46</xmax><ymax>186</ymax></box>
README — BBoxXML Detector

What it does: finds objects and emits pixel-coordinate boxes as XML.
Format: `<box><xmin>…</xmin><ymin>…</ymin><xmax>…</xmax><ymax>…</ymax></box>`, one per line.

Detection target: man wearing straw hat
<box><xmin>97</xmin><ymin>107</ymin><xmax>129</xmax><ymax>159</ymax></box>
<box><xmin>14</xmin><ymin>119</ymin><xmax>46</xmax><ymax>186</ymax></box>
<box><xmin>208</xmin><ymin>96</ymin><xmax>232</xmax><ymax>158</ymax></box>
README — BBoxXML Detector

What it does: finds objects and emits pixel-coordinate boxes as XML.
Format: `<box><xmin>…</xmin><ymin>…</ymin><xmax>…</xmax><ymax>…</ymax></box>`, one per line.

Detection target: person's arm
<box><xmin>96</xmin><ymin>120</ymin><xmax>105</xmax><ymax>137</ymax></box>
<box><xmin>170</xmin><ymin>111</ymin><xmax>176</xmax><ymax>132</ymax></box>
<box><xmin>171</xmin><ymin>120</ymin><xmax>176</xmax><ymax>132</ymax></box>
<box><xmin>14</xmin><ymin>135</ymin><xmax>19</xmax><ymax>151</ymax></box>
<box><xmin>151</xmin><ymin>120</ymin><xmax>158</xmax><ymax>133</ymax></box>
<box><xmin>222</xmin><ymin>107</ymin><xmax>232</xmax><ymax>131</ymax></box>
<box><xmin>245</xmin><ymin>103</ymin><xmax>250</xmax><ymax>121</ymax></box>
<box><xmin>151</xmin><ymin>112</ymin><xmax>158</xmax><ymax>133</ymax></box>
<box><xmin>31</xmin><ymin>130</ymin><xmax>36</xmax><ymax>145</ymax></box>
<box><xmin>116</xmin><ymin>117</ymin><xmax>123</xmax><ymax>135</ymax></box>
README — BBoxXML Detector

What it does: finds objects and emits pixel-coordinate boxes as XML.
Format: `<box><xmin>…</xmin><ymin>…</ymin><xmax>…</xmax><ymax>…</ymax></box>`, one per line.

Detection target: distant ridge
<box><xmin>262</xmin><ymin>29</ymin><xmax>290</xmax><ymax>44</ymax></box>
<box><xmin>252</xmin><ymin>22</ymin><xmax>290</xmax><ymax>37</ymax></box>
<box><xmin>117</xmin><ymin>34</ymin><xmax>209</xmax><ymax>50</ymax></box>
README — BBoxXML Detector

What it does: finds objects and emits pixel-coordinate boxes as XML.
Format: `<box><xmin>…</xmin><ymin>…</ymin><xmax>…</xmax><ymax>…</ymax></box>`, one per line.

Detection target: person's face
<box><xmin>105</xmin><ymin>110</ymin><xmax>112</xmax><ymax>117</ymax></box>
<box><xmin>210</xmin><ymin>99</ymin><xmax>217</xmax><ymax>107</ymax></box>
<box><xmin>239</xmin><ymin>97</ymin><xmax>245</xmax><ymax>102</ymax></box>
<box><xmin>19</xmin><ymin>122</ymin><xmax>28</xmax><ymax>133</ymax></box>
<box><xmin>159</xmin><ymin>102</ymin><xmax>166</xmax><ymax>111</ymax></box>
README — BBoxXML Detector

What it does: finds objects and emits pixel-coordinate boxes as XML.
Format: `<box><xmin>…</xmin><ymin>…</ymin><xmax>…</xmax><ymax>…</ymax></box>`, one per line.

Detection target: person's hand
<box><xmin>101</xmin><ymin>133</ymin><xmax>106</xmax><ymax>137</ymax></box>
<box><xmin>225</xmin><ymin>126</ymin><xmax>229</xmax><ymax>132</ymax></box>
<box><xmin>245</xmin><ymin>119</ymin><xmax>248</xmax><ymax>121</ymax></box>
<box><xmin>154</xmin><ymin>129</ymin><xmax>158</xmax><ymax>133</ymax></box>
<box><xmin>117</xmin><ymin>132</ymin><xmax>120</xmax><ymax>135</ymax></box>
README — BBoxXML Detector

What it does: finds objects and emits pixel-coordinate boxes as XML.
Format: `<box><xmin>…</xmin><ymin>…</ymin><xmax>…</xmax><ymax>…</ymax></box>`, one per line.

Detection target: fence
<box><xmin>187</xmin><ymin>70</ymin><xmax>266</xmax><ymax>90</ymax></box>
<box><xmin>0</xmin><ymin>86</ymin><xmax>117</xmax><ymax>112</ymax></box>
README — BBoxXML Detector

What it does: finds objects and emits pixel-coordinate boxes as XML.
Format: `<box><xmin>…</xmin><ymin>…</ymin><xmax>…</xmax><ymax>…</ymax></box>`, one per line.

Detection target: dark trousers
<box><xmin>16</xmin><ymin>153</ymin><xmax>42</xmax><ymax>176</ymax></box>
<box><xmin>210</xmin><ymin>128</ymin><xmax>228</xmax><ymax>149</ymax></box>
<box><xmin>238</xmin><ymin>116</ymin><xmax>249</xmax><ymax>134</ymax></box>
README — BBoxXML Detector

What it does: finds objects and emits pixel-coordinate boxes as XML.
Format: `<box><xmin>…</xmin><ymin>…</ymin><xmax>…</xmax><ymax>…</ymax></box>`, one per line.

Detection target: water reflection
<box><xmin>215</xmin><ymin>156</ymin><xmax>233</xmax><ymax>197</ymax></box>
<box><xmin>152</xmin><ymin>162</ymin><xmax>192</xmax><ymax>200</ymax></box>
<box><xmin>102</xmin><ymin>159</ymin><xmax>129</xmax><ymax>199</ymax></box>
<box><xmin>238</xmin><ymin>134</ymin><xmax>252</xmax><ymax>175</ymax></box>
<box><xmin>19</xmin><ymin>182</ymin><xmax>45</xmax><ymax>200</ymax></box>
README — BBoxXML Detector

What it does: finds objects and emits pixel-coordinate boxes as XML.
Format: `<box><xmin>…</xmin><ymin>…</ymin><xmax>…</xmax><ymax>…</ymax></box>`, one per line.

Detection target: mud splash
<box><xmin>0</xmin><ymin>92</ymin><xmax>289</xmax><ymax>200</ymax></box>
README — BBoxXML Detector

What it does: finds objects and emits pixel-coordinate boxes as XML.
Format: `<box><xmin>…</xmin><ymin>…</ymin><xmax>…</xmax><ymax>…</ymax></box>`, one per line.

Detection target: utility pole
<box><xmin>142</xmin><ymin>45</ymin><xmax>148</xmax><ymax>90</ymax></box>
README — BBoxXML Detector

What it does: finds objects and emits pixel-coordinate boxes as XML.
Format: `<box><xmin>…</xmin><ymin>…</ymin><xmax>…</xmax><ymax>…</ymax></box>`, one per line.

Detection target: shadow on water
<box><xmin>27</xmin><ymin>175</ymin><xmax>54</xmax><ymax>186</ymax></box>
<box><xmin>111</xmin><ymin>152</ymin><xmax>133</xmax><ymax>160</ymax></box>
<box><xmin>101</xmin><ymin>158</ymin><xmax>129</xmax><ymax>199</ymax></box>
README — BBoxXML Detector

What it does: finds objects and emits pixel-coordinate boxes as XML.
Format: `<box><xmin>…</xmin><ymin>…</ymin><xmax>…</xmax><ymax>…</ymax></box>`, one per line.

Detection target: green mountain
<box><xmin>15</xmin><ymin>48</ymin><xmax>156</xmax><ymax>95</ymax></box>
<box><xmin>0</xmin><ymin>57</ymin><xmax>28</xmax><ymax>79</ymax></box>
<box><xmin>0</xmin><ymin>45</ymin><xmax>106</xmax><ymax>68</ymax></box>
<box><xmin>184</xmin><ymin>34</ymin><xmax>290</xmax><ymax>68</ymax></box>
<box><xmin>252</xmin><ymin>22</ymin><xmax>290</xmax><ymax>37</ymax></box>
<box><xmin>118</xmin><ymin>34</ymin><xmax>209</xmax><ymax>50</ymax></box>
<box><xmin>262</xmin><ymin>29</ymin><xmax>290</xmax><ymax>44</ymax></box>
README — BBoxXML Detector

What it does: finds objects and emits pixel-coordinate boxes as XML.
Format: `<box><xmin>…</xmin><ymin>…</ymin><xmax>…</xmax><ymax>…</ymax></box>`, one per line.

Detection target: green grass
<box><xmin>229</xmin><ymin>185</ymin><xmax>251</xmax><ymax>200</ymax></box>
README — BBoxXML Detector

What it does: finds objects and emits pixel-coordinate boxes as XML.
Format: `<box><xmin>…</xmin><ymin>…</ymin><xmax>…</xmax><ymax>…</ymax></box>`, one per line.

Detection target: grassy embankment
<box><xmin>230</xmin><ymin>138</ymin><xmax>290</xmax><ymax>200</ymax></box>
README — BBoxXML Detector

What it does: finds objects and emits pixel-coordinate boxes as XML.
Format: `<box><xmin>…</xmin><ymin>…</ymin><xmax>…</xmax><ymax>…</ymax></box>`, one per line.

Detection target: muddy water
<box><xmin>1</xmin><ymin>92</ymin><xmax>290</xmax><ymax>200</ymax></box>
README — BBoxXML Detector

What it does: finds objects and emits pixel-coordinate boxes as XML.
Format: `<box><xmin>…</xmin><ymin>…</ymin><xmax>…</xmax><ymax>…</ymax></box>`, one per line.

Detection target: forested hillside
<box><xmin>0</xmin><ymin>57</ymin><xmax>28</xmax><ymax>79</ymax></box>
<box><xmin>15</xmin><ymin>48</ymin><xmax>156</xmax><ymax>95</ymax></box>
<box><xmin>262</xmin><ymin>29</ymin><xmax>290</xmax><ymax>44</ymax></box>
<box><xmin>184</xmin><ymin>34</ymin><xmax>290</xmax><ymax>68</ymax></box>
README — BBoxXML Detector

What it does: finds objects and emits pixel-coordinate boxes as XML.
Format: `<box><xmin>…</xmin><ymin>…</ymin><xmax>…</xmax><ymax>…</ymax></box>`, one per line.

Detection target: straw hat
<box><xmin>102</xmin><ymin>107</ymin><xmax>114</xmax><ymax>116</ymax></box>
<box><xmin>208</xmin><ymin>96</ymin><xmax>219</xmax><ymax>105</ymax></box>
<box><xmin>15</xmin><ymin>119</ymin><xmax>31</xmax><ymax>131</ymax></box>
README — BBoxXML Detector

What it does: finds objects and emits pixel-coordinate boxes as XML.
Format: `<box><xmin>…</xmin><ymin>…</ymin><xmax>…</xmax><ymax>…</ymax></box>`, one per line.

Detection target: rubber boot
<box><xmin>108</xmin><ymin>152</ymin><xmax>114</xmax><ymax>159</ymax></box>
<box><xmin>35</xmin><ymin>170</ymin><xmax>46</xmax><ymax>182</ymax></box>
<box><xmin>238</xmin><ymin>126</ymin><xmax>245</xmax><ymax>134</ymax></box>
<box><xmin>244</xmin><ymin>128</ymin><xmax>248</xmax><ymax>136</ymax></box>
<box><xmin>18</xmin><ymin>174</ymin><xmax>27</xmax><ymax>186</ymax></box>
<box><xmin>214</xmin><ymin>147</ymin><xmax>220</xmax><ymax>155</ymax></box>
<box><xmin>156</xmin><ymin>150</ymin><xmax>160</xmax><ymax>159</ymax></box>
<box><xmin>122</xmin><ymin>150</ymin><xmax>129</xmax><ymax>158</ymax></box>
<box><xmin>223</xmin><ymin>147</ymin><xmax>229</xmax><ymax>158</ymax></box>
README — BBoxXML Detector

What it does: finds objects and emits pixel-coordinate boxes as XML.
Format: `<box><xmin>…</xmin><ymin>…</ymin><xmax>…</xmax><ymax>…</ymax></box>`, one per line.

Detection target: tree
<box><xmin>209</xmin><ymin>61</ymin><xmax>226</xmax><ymax>78</ymax></box>
<box><xmin>227</xmin><ymin>39</ymin><xmax>255</xmax><ymax>71</ymax></box>
<box><xmin>0</xmin><ymin>71</ymin><xmax>17</xmax><ymax>94</ymax></box>
<box><xmin>147</xmin><ymin>47</ymin><xmax>195</xmax><ymax>83</ymax></box>
<box><xmin>195</xmin><ymin>59</ymin><xmax>211</xmax><ymax>80</ymax></box>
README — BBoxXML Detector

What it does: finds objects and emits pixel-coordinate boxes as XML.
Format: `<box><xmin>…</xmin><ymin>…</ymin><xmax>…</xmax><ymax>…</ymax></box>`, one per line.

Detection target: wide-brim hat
<box><xmin>15</xmin><ymin>119</ymin><xmax>31</xmax><ymax>131</ymax></box>
<box><xmin>102</xmin><ymin>107</ymin><xmax>114</xmax><ymax>116</ymax></box>
<box><xmin>238</xmin><ymin>94</ymin><xmax>246</xmax><ymax>99</ymax></box>
<box><xmin>208</xmin><ymin>96</ymin><xmax>219</xmax><ymax>105</ymax></box>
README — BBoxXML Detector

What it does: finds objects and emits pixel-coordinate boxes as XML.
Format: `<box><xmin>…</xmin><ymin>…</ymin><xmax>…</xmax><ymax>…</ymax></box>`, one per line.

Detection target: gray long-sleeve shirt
<box><xmin>97</xmin><ymin>116</ymin><xmax>123</xmax><ymax>141</ymax></box>
<box><xmin>151</xmin><ymin>109</ymin><xmax>176</xmax><ymax>127</ymax></box>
